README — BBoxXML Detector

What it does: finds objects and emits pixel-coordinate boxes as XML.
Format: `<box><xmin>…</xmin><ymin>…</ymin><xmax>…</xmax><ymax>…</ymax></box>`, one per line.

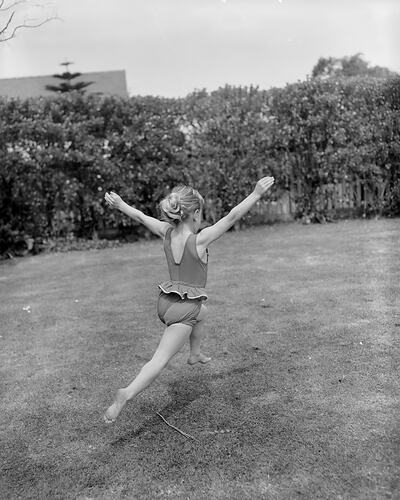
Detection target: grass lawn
<box><xmin>1</xmin><ymin>219</ymin><xmax>399</xmax><ymax>499</ymax></box>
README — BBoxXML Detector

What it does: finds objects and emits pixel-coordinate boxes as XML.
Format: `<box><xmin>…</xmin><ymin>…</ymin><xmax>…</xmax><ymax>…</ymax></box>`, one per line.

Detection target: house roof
<box><xmin>0</xmin><ymin>70</ymin><xmax>128</xmax><ymax>98</ymax></box>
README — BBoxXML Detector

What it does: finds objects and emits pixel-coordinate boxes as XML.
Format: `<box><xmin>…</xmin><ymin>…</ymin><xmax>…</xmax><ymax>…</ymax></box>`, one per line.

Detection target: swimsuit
<box><xmin>157</xmin><ymin>227</ymin><xmax>208</xmax><ymax>328</ymax></box>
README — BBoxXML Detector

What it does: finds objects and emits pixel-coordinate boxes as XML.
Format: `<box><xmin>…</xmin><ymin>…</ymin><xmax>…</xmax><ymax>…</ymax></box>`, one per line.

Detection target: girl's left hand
<box><xmin>105</xmin><ymin>191</ymin><xmax>123</xmax><ymax>209</ymax></box>
<box><xmin>253</xmin><ymin>176</ymin><xmax>275</xmax><ymax>198</ymax></box>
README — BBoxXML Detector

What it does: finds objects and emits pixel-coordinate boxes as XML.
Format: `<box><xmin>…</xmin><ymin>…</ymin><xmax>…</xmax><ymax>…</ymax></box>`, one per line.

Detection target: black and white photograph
<box><xmin>0</xmin><ymin>0</ymin><xmax>399</xmax><ymax>498</ymax></box>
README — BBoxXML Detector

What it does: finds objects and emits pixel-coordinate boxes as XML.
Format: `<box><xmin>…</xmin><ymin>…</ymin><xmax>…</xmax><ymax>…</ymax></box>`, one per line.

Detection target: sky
<box><xmin>0</xmin><ymin>0</ymin><xmax>399</xmax><ymax>97</ymax></box>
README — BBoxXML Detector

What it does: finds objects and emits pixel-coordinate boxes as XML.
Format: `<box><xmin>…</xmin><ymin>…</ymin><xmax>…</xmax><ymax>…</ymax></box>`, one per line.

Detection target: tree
<box><xmin>45</xmin><ymin>61</ymin><xmax>94</xmax><ymax>94</ymax></box>
<box><xmin>312</xmin><ymin>53</ymin><xmax>397</xmax><ymax>79</ymax></box>
<box><xmin>0</xmin><ymin>0</ymin><xmax>56</xmax><ymax>43</ymax></box>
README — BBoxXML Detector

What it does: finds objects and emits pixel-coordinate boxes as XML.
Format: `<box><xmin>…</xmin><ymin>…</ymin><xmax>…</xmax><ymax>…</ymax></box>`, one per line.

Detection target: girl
<box><xmin>103</xmin><ymin>176</ymin><xmax>274</xmax><ymax>423</ymax></box>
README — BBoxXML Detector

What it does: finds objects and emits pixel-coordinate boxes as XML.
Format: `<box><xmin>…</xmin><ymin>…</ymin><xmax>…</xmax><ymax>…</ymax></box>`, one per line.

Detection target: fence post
<box><xmin>355</xmin><ymin>177</ymin><xmax>361</xmax><ymax>207</ymax></box>
<box><xmin>289</xmin><ymin>176</ymin><xmax>296</xmax><ymax>215</ymax></box>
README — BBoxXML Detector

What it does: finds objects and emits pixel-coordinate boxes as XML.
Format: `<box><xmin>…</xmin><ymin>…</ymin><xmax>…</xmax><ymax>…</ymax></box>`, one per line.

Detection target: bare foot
<box><xmin>187</xmin><ymin>353</ymin><xmax>212</xmax><ymax>365</ymax></box>
<box><xmin>103</xmin><ymin>388</ymin><xmax>128</xmax><ymax>424</ymax></box>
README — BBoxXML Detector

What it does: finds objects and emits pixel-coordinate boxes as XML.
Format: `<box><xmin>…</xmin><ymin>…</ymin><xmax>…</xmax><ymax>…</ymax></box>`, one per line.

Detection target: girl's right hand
<box><xmin>105</xmin><ymin>191</ymin><xmax>123</xmax><ymax>209</ymax></box>
<box><xmin>254</xmin><ymin>176</ymin><xmax>275</xmax><ymax>198</ymax></box>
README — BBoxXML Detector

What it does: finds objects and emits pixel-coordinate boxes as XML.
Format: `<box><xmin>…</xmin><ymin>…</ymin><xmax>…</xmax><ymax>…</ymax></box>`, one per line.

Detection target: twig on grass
<box><xmin>156</xmin><ymin>412</ymin><xmax>199</xmax><ymax>442</ymax></box>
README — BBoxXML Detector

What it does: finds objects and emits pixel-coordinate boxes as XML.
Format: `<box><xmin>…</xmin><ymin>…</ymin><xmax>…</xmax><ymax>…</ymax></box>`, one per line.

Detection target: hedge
<box><xmin>0</xmin><ymin>76</ymin><xmax>399</xmax><ymax>255</ymax></box>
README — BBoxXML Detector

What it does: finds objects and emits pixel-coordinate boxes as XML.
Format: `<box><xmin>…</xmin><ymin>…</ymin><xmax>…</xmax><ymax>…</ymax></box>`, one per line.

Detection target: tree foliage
<box><xmin>1</xmin><ymin>76</ymin><xmax>399</xmax><ymax>255</ymax></box>
<box><xmin>312</xmin><ymin>53</ymin><xmax>397</xmax><ymax>80</ymax></box>
<box><xmin>45</xmin><ymin>62</ymin><xmax>93</xmax><ymax>94</ymax></box>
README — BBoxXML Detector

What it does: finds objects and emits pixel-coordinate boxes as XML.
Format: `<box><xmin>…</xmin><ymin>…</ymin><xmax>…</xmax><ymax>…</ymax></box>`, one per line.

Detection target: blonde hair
<box><xmin>159</xmin><ymin>185</ymin><xmax>204</xmax><ymax>224</ymax></box>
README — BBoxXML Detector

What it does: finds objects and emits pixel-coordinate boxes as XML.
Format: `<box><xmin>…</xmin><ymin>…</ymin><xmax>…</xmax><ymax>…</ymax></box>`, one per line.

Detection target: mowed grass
<box><xmin>0</xmin><ymin>219</ymin><xmax>399</xmax><ymax>500</ymax></box>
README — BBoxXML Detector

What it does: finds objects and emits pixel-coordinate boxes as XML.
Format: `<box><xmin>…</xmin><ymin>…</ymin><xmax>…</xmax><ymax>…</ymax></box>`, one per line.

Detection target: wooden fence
<box><xmin>239</xmin><ymin>177</ymin><xmax>389</xmax><ymax>224</ymax></box>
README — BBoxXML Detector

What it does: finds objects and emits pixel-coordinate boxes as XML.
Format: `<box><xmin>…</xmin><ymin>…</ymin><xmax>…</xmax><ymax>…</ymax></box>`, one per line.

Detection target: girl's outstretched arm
<box><xmin>104</xmin><ymin>191</ymin><xmax>171</xmax><ymax>238</ymax></box>
<box><xmin>197</xmin><ymin>176</ymin><xmax>274</xmax><ymax>248</ymax></box>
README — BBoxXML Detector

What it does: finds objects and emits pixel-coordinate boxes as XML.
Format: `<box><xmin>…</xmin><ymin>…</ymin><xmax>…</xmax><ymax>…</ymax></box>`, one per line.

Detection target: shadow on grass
<box><xmin>110</xmin><ymin>361</ymin><xmax>266</xmax><ymax>447</ymax></box>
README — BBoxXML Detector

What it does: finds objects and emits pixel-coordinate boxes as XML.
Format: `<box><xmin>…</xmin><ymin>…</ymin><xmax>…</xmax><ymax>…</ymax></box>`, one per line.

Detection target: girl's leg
<box><xmin>188</xmin><ymin>305</ymin><xmax>211</xmax><ymax>365</ymax></box>
<box><xmin>104</xmin><ymin>323</ymin><xmax>192</xmax><ymax>423</ymax></box>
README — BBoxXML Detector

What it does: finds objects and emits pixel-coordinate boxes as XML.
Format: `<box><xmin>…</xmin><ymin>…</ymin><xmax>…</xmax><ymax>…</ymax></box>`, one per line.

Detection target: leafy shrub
<box><xmin>1</xmin><ymin>77</ymin><xmax>398</xmax><ymax>256</ymax></box>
